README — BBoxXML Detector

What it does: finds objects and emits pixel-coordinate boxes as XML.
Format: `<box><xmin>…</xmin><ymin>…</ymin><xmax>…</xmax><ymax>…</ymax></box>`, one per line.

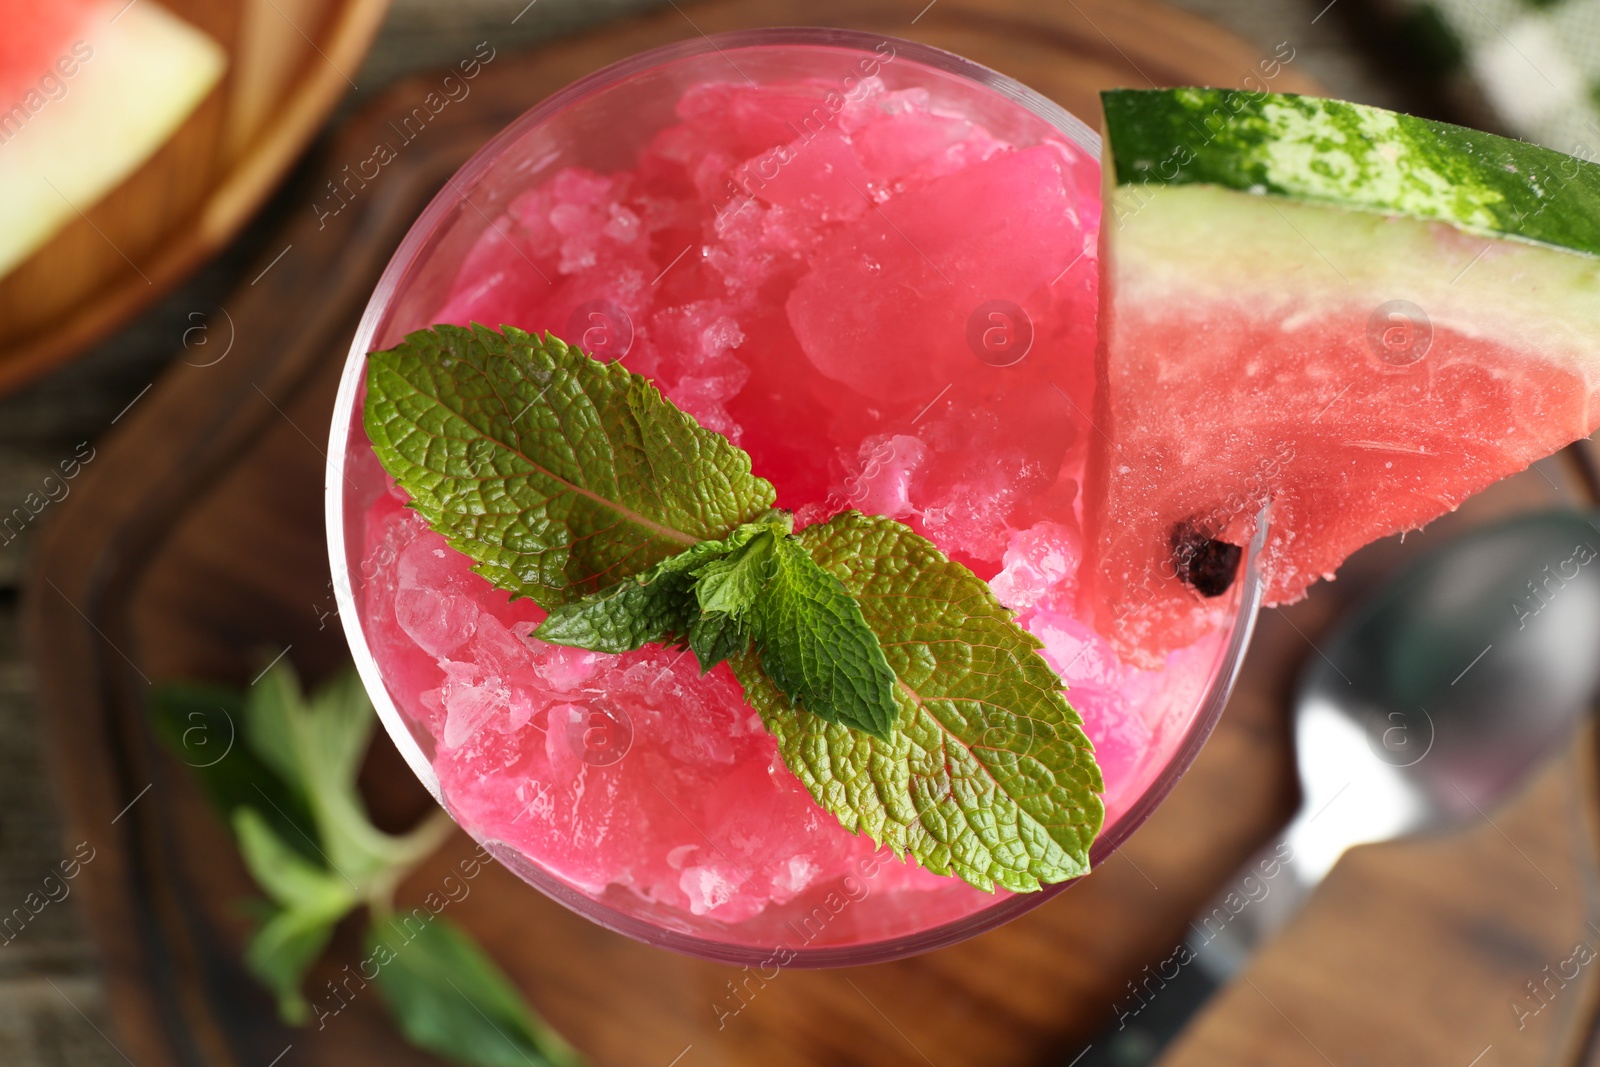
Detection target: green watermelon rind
<box><xmin>1101</xmin><ymin>88</ymin><xmax>1600</xmax><ymax>259</ymax></box>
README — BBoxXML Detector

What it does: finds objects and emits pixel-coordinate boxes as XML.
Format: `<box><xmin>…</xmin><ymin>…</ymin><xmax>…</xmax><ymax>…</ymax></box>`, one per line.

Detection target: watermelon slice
<box><xmin>1082</xmin><ymin>88</ymin><xmax>1600</xmax><ymax>663</ymax></box>
<box><xmin>0</xmin><ymin>0</ymin><xmax>225</xmax><ymax>279</ymax></box>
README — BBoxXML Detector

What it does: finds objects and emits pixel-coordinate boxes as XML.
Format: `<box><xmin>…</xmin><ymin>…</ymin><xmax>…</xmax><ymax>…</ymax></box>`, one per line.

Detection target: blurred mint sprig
<box><xmin>151</xmin><ymin>663</ymin><xmax>584</xmax><ymax>1067</ymax></box>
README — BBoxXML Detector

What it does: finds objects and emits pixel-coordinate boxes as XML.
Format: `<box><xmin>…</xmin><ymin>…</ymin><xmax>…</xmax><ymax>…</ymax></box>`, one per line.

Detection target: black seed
<box><xmin>1171</xmin><ymin>518</ymin><xmax>1242</xmax><ymax>598</ymax></box>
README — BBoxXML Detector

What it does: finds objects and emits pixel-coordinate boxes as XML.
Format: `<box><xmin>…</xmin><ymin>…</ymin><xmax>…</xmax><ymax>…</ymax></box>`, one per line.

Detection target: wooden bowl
<box><xmin>0</xmin><ymin>0</ymin><xmax>390</xmax><ymax>394</ymax></box>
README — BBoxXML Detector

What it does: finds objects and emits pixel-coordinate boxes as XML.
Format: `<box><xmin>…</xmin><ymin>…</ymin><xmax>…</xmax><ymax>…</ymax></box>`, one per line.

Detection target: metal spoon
<box><xmin>1080</xmin><ymin>509</ymin><xmax>1600</xmax><ymax>1065</ymax></box>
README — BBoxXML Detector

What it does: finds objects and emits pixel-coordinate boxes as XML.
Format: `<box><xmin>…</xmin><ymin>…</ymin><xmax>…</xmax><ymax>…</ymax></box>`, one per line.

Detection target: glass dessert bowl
<box><xmin>327</xmin><ymin>28</ymin><xmax>1263</xmax><ymax>966</ymax></box>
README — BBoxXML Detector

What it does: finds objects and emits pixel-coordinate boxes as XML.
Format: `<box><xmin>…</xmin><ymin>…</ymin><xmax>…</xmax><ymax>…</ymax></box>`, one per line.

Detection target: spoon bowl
<box><xmin>1206</xmin><ymin>509</ymin><xmax>1600</xmax><ymax>968</ymax></box>
<box><xmin>1292</xmin><ymin>510</ymin><xmax>1600</xmax><ymax>871</ymax></box>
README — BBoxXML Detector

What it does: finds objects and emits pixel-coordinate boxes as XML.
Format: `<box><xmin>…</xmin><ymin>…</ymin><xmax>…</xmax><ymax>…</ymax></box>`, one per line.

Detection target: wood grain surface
<box><xmin>30</xmin><ymin>1</ymin><xmax>1600</xmax><ymax>1065</ymax></box>
<box><xmin>1164</xmin><ymin>720</ymin><xmax>1600</xmax><ymax>1067</ymax></box>
<box><xmin>0</xmin><ymin>0</ymin><xmax>390</xmax><ymax>395</ymax></box>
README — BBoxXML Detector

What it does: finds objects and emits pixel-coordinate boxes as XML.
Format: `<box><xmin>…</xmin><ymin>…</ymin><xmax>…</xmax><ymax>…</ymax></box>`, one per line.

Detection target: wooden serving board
<box><xmin>1163</xmin><ymin>720</ymin><xmax>1600</xmax><ymax>1067</ymax></box>
<box><xmin>0</xmin><ymin>0</ymin><xmax>390</xmax><ymax>394</ymax></box>
<box><xmin>34</xmin><ymin>2</ymin><xmax>1589</xmax><ymax>1066</ymax></box>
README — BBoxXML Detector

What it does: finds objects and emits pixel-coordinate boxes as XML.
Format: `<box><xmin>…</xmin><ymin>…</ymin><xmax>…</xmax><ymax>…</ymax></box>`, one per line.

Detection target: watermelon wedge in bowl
<box><xmin>0</xmin><ymin>0</ymin><xmax>225</xmax><ymax>279</ymax></box>
<box><xmin>1085</xmin><ymin>88</ymin><xmax>1600</xmax><ymax>663</ymax></box>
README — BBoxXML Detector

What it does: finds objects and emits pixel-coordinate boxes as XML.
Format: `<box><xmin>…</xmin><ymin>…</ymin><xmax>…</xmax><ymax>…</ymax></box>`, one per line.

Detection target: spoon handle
<box><xmin>1184</xmin><ymin>830</ymin><xmax>1316</xmax><ymax>980</ymax></box>
<box><xmin>1066</xmin><ymin>824</ymin><xmax>1322</xmax><ymax>1066</ymax></box>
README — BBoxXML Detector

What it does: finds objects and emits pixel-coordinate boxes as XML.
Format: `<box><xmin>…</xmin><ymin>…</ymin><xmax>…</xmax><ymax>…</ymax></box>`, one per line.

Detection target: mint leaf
<box><xmin>234</xmin><ymin>807</ymin><xmax>360</xmax><ymax>915</ymax></box>
<box><xmin>683</xmin><ymin>516</ymin><xmax>789</xmax><ymax>669</ymax></box>
<box><xmin>149</xmin><ymin>683</ymin><xmax>318</xmax><ymax>860</ymax></box>
<box><xmin>537</xmin><ymin>506</ymin><xmax>898</xmax><ymax>734</ymax></box>
<box><xmin>246</xmin><ymin>907</ymin><xmax>344</xmax><ymax>1025</ymax></box>
<box><xmin>248</xmin><ymin>664</ymin><xmax>451</xmax><ymax>883</ymax></box>
<box><xmin>364</xmin><ymin>324</ymin><xmax>775</xmax><ymax>608</ymax></box>
<box><xmin>686</xmin><ymin>609</ymin><xmax>748</xmax><ymax>672</ymax></box>
<box><xmin>369</xmin><ymin>918</ymin><xmax>584</xmax><ymax>1067</ymax></box>
<box><xmin>535</xmin><ymin>513</ymin><xmax>788</xmax><ymax>670</ymax></box>
<box><xmin>363</xmin><ymin>324</ymin><xmax>1106</xmax><ymax>887</ymax></box>
<box><xmin>233</xmin><ymin>807</ymin><xmax>358</xmax><ymax>1023</ymax></box>
<box><xmin>733</xmin><ymin>512</ymin><xmax>1104</xmax><ymax>892</ymax></box>
<box><xmin>692</xmin><ymin>524</ymin><xmax>778</xmax><ymax>616</ymax></box>
<box><xmin>533</xmin><ymin>538</ymin><xmax>730</xmax><ymax>653</ymax></box>
<box><xmin>748</xmin><ymin>533</ymin><xmax>899</xmax><ymax>740</ymax></box>
<box><xmin>159</xmin><ymin>665</ymin><xmax>583</xmax><ymax>1063</ymax></box>
<box><xmin>246</xmin><ymin>666</ymin><xmax>370</xmax><ymax>800</ymax></box>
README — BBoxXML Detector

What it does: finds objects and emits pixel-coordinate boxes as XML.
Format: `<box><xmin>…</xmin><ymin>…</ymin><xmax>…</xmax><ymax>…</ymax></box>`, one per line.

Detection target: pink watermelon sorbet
<box><xmin>349</xmin><ymin>61</ymin><xmax>1233</xmax><ymax>948</ymax></box>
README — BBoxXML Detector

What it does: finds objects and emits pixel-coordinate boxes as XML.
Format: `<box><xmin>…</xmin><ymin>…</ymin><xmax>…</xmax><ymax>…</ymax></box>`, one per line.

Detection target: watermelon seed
<box><xmin>1171</xmin><ymin>518</ymin><xmax>1242</xmax><ymax>597</ymax></box>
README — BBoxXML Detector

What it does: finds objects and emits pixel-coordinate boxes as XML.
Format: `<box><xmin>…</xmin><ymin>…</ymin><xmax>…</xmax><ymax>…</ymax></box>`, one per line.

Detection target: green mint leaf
<box><xmin>732</xmin><ymin>511</ymin><xmax>1105</xmax><ymax>891</ymax></box>
<box><xmin>533</xmin><ymin>538</ymin><xmax>731</xmax><ymax>653</ymax></box>
<box><xmin>682</xmin><ymin>515</ymin><xmax>789</xmax><ymax>669</ymax></box>
<box><xmin>248</xmin><ymin>664</ymin><xmax>449</xmax><ymax>883</ymax></box>
<box><xmin>246</xmin><ymin>665</ymin><xmax>370</xmax><ymax>798</ymax></box>
<box><xmin>245</xmin><ymin>906</ymin><xmax>344</xmax><ymax>1026</ymax></box>
<box><xmin>748</xmin><ymin>532</ymin><xmax>899</xmax><ymax>740</ymax></box>
<box><xmin>364</xmin><ymin>323</ymin><xmax>775</xmax><ymax>608</ymax></box>
<box><xmin>535</xmin><ymin>513</ymin><xmax>787</xmax><ymax>668</ymax></box>
<box><xmin>233</xmin><ymin>807</ymin><xmax>357</xmax><ymax>1024</ymax></box>
<box><xmin>233</xmin><ymin>807</ymin><xmax>360</xmax><ymax>915</ymax></box>
<box><xmin>686</xmin><ymin>610</ymin><xmax>748</xmax><ymax>672</ymax></box>
<box><xmin>369</xmin><ymin>918</ymin><xmax>586</xmax><ymax>1067</ymax></box>
<box><xmin>149</xmin><ymin>682</ymin><xmax>319</xmax><ymax>861</ymax></box>
<box><xmin>692</xmin><ymin>525</ymin><xmax>778</xmax><ymax>616</ymax></box>
<box><xmin>365</xmin><ymin>324</ymin><xmax>1108</xmax><ymax>882</ymax></box>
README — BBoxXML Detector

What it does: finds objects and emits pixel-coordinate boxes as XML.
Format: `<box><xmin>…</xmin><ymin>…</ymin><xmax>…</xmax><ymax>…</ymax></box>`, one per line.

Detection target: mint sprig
<box><xmin>367</xmin><ymin>918</ymin><xmax>582</xmax><ymax>1067</ymax></box>
<box><xmin>537</xmin><ymin>509</ymin><xmax>900</xmax><ymax>737</ymax></box>
<box><xmin>152</xmin><ymin>665</ymin><xmax>584</xmax><ymax>1067</ymax></box>
<box><xmin>364</xmin><ymin>325</ymin><xmax>1104</xmax><ymax>888</ymax></box>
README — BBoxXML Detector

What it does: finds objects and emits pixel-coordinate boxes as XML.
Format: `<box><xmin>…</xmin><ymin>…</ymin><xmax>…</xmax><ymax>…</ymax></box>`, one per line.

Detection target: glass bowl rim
<box><xmin>324</xmin><ymin>25</ymin><xmax>1264</xmax><ymax>967</ymax></box>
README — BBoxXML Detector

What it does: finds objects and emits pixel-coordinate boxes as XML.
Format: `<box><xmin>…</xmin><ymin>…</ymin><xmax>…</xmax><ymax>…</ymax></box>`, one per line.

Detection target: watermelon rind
<box><xmin>1102</xmin><ymin>88</ymin><xmax>1600</xmax><ymax>256</ymax></box>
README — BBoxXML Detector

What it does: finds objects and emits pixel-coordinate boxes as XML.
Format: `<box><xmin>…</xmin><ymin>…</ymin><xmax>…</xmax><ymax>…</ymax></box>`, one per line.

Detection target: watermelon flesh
<box><xmin>0</xmin><ymin>0</ymin><xmax>99</xmax><ymax>105</ymax></box>
<box><xmin>1084</xmin><ymin>90</ymin><xmax>1600</xmax><ymax>663</ymax></box>
<box><xmin>0</xmin><ymin>0</ymin><xmax>225</xmax><ymax>279</ymax></box>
